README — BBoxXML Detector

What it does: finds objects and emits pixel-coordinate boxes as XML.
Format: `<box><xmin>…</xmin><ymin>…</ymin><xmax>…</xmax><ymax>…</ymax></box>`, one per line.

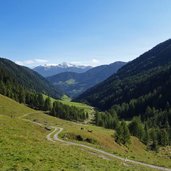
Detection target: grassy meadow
<box><xmin>26</xmin><ymin>111</ymin><xmax>171</xmax><ymax>169</ymax></box>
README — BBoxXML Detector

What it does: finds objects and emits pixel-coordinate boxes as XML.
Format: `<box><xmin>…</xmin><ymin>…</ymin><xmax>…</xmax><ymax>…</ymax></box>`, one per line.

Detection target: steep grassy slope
<box><xmin>0</xmin><ymin>58</ymin><xmax>62</xmax><ymax>98</ymax></box>
<box><xmin>0</xmin><ymin>94</ymin><xmax>155</xmax><ymax>171</ymax></box>
<box><xmin>0</xmin><ymin>95</ymin><xmax>35</xmax><ymax>117</ymax></box>
<box><xmin>47</xmin><ymin>61</ymin><xmax>126</xmax><ymax>97</ymax></box>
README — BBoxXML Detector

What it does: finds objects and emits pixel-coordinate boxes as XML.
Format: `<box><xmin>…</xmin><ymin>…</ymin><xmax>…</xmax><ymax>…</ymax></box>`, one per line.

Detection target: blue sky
<box><xmin>0</xmin><ymin>0</ymin><xmax>171</xmax><ymax>67</ymax></box>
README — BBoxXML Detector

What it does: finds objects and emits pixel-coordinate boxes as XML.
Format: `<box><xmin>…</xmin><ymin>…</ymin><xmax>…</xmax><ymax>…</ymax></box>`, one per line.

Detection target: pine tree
<box><xmin>86</xmin><ymin>112</ymin><xmax>89</xmax><ymax>119</ymax></box>
<box><xmin>0</xmin><ymin>81</ymin><xmax>6</xmax><ymax>95</ymax></box>
<box><xmin>37</xmin><ymin>94</ymin><xmax>44</xmax><ymax>109</ymax></box>
<box><xmin>44</xmin><ymin>97</ymin><xmax>51</xmax><ymax>111</ymax></box>
<box><xmin>160</xmin><ymin>129</ymin><xmax>169</xmax><ymax>146</ymax></box>
<box><xmin>115</xmin><ymin>122</ymin><xmax>123</xmax><ymax>144</ymax></box>
<box><xmin>18</xmin><ymin>88</ymin><xmax>25</xmax><ymax>104</ymax></box>
<box><xmin>143</xmin><ymin>123</ymin><xmax>149</xmax><ymax>145</ymax></box>
<box><xmin>150</xmin><ymin>128</ymin><xmax>158</xmax><ymax>152</ymax></box>
<box><xmin>129</xmin><ymin>117</ymin><xmax>144</xmax><ymax>141</ymax></box>
<box><xmin>121</xmin><ymin>121</ymin><xmax>130</xmax><ymax>145</ymax></box>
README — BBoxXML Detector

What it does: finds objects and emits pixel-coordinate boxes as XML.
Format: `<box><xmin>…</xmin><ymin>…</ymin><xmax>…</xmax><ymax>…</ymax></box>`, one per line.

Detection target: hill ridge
<box><xmin>47</xmin><ymin>61</ymin><xmax>126</xmax><ymax>97</ymax></box>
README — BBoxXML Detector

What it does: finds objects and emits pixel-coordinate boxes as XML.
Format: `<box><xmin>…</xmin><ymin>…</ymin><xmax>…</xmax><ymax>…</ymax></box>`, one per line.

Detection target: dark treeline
<box><xmin>94</xmin><ymin>107</ymin><xmax>171</xmax><ymax>150</ymax></box>
<box><xmin>51</xmin><ymin>101</ymin><xmax>88</xmax><ymax>121</ymax></box>
<box><xmin>95</xmin><ymin>111</ymin><xmax>130</xmax><ymax>145</ymax></box>
<box><xmin>0</xmin><ymin>79</ymin><xmax>51</xmax><ymax>111</ymax></box>
<box><xmin>109</xmin><ymin>93</ymin><xmax>171</xmax><ymax>150</ymax></box>
<box><xmin>0</xmin><ymin>80</ymin><xmax>88</xmax><ymax>122</ymax></box>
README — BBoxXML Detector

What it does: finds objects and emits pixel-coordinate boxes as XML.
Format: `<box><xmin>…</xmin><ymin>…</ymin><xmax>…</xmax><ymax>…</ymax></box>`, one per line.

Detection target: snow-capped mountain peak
<box><xmin>42</xmin><ymin>62</ymin><xmax>90</xmax><ymax>68</ymax></box>
<box><xmin>33</xmin><ymin>62</ymin><xmax>93</xmax><ymax>77</ymax></box>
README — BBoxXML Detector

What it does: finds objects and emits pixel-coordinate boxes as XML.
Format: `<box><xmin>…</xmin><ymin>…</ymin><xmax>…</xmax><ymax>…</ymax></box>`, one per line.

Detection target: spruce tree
<box><xmin>37</xmin><ymin>94</ymin><xmax>44</xmax><ymax>109</ymax></box>
<box><xmin>143</xmin><ymin>123</ymin><xmax>149</xmax><ymax>145</ymax></box>
<box><xmin>44</xmin><ymin>97</ymin><xmax>51</xmax><ymax>111</ymax></box>
<box><xmin>129</xmin><ymin>117</ymin><xmax>144</xmax><ymax>141</ymax></box>
<box><xmin>121</xmin><ymin>121</ymin><xmax>130</xmax><ymax>145</ymax></box>
<box><xmin>115</xmin><ymin>122</ymin><xmax>123</xmax><ymax>144</ymax></box>
<box><xmin>150</xmin><ymin>128</ymin><xmax>158</xmax><ymax>152</ymax></box>
<box><xmin>160</xmin><ymin>129</ymin><xmax>169</xmax><ymax>146</ymax></box>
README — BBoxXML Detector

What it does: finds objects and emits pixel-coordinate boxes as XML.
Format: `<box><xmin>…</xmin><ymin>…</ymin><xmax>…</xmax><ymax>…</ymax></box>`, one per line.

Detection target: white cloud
<box><xmin>15</xmin><ymin>58</ymin><xmax>48</xmax><ymax>66</ymax></box>
<box><xmin>44</xmin><ymin>63</ymin><xmax>58</xmax><ymax>66</ymax></box>
<box><xmin>35</xmin><ymin>59</ymin><xmax>48</xmax><ymax>63</ymax></box>
<box><xmin>70</xmin><ymin>61</ymin><xmax>82</xmax><ymax>65</ymax></box>
<box><xmin>69</xmin><ymin>59</ymin><xmax>101</xmax><ymax>67</ymax></box>
<box><xmin>25</xmin><ymin>60</ymin><xmax>34</xmax><ymax>64</ymax></box>
<box><xmin>92</xmin><ymin>58</ymin><xmax>99</xmax><ymax>64</ymax></box>
<box><xmin>15</xmin><ymin>61</ymin><xmax>24</xmax><ymax>65</ymax></box>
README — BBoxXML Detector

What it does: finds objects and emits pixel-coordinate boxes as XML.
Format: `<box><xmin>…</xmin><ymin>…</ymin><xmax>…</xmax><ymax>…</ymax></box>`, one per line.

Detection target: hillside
<box><xmin>33</xmin><ymin>62</ymin><xmax>92</xmax><ymax>77</ymax></box>
<box><xmin>0</xmin><ymin>95</ymin><xmax>125</xmax><ymax>171</ymax></box>
<box><xmin>0</xmin><ymin>94</ymin><xmax>171</xmax><ymax>170</ymax></box>
<box><xmin>47</xmin><ymin>61</ymin><xmax>126</xmax><ymax>97</ymax></box>
<box><xmin>0</xmin><ymin>58</ymin><xmax>63</xmax><ymax>99</ymax></box>
<box><xmin>76</xmin><ymin>39</ymin><xmax>171</xmax><ymax>111</ymax></box>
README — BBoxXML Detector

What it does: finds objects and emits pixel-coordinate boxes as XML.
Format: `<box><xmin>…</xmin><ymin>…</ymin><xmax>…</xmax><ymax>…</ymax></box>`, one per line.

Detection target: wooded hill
<box><xmin>76</xmin><ymin>39</ymin><xmax>171</xmax><ymax>112</ymax></box>
<box><xmin>0</xmin><ymin>58</ymin><xmax>63</xmax><ymax>100</ymax></box>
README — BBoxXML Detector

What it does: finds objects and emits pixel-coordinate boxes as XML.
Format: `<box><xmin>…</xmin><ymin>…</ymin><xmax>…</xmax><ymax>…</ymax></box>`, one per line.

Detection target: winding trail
<box><xmin>20</xmin><ymin>112</ymin><xmax>171</xmax><ymax>171</ymax></box>
<box><xmin>18</xmin><ymin>111</ymin><xmax>42</xmax><ymax>119</ymax></box>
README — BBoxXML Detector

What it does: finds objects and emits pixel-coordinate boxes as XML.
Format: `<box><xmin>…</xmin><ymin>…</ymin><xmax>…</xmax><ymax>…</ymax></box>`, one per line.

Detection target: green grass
<box><xmin>61</xmin><ymin>95</ymin><xmax>71</xmax><ymax>102</ymax></box>
<box><xmin>0</xmin><ymin>94</ymin><xmax>35</xmax><ymax>117</ymax></box>
<box><xmin>1</xmin><ymin>116</ymin><xmax>130</xmax><ymax>171</ymax></box>
<box><xmin>26</xmin><ymin>111</ymin><xmax>171</xmax><ymax>169</ymax></box>
<box><xmin>65</xmin><ymin>79</ymin><xmax>76</xmax><ymax>85</ymax></box>
<box><xmin>0</xmin><ymin>94</ymin><xmax>154</xmax><ymax>171</ymax></box>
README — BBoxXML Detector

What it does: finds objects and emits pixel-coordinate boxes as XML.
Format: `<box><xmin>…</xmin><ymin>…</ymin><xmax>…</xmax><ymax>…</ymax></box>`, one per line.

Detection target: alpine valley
<box><xmin>1</xmin><ymin>39</ymin><xmax>171</xmax><ymax>171</ymax></box>
<box><xmin>47</xmin><ymin>61</ymin><xmax>126</xmax><ymax>97</ymax></box>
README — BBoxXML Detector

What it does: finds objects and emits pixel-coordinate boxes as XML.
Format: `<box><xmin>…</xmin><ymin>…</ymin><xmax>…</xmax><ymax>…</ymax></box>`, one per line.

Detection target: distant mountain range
<box><xmin>0</xmin><ymin>58</ymin><xmax>63</xmax><ymax>98</ymax></box>
<box><xmin>33</xmin><ymin>62</ymin><xmax>92</xmax><ymax>77</ymax></box>
<box><xmin>76</xmin><ymin>39</ymin><xmax>171</xmax><ymax>112</ymax></box>
<box><xmin>47</xmin><ymin>61</ymin><xmax>126</xmax><ymax>97</ymax></box>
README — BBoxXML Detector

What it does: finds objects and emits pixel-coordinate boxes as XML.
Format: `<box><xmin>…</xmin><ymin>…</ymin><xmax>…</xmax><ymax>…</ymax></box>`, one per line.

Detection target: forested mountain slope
<box><xmin>0</xmin><ymin>58</ymin><xmax>63</xmax><ymax>99</ymax></box>
<box><xmin>76</xmin><ymin>39</ymin><xmax>171</xmax><ymax>111</ymax></box>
